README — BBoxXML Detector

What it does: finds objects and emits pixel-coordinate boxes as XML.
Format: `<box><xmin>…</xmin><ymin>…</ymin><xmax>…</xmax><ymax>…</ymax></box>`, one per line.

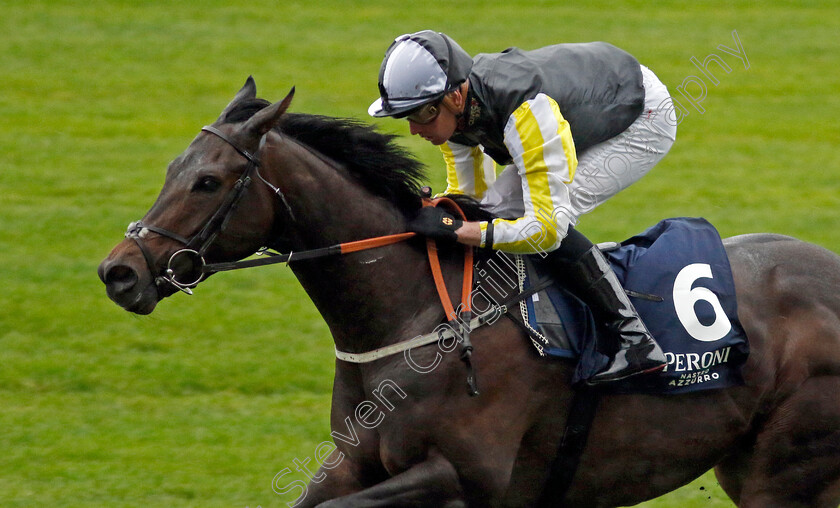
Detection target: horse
<box><xmin>98</xmin><ymin>77</ymin><xmax>840</xmax><ymax>507</ymax></box>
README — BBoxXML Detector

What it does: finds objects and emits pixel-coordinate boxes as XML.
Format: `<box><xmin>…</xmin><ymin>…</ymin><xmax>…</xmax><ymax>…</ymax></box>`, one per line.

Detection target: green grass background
<box><xmin>2</xmin><ymin>0</ymin><xmax>839</xmax><ymax>506</ymax></box>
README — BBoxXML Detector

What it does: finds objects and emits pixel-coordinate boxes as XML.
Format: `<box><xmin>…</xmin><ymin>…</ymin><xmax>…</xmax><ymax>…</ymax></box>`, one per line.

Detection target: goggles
<box><xmin>405</xmin><ymin>101</ymin><xmax>442</xmax><ymax>124</ymax></box>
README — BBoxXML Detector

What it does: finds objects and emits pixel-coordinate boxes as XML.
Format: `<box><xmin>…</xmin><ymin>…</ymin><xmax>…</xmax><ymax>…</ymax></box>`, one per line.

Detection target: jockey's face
<box><xmin>408</xmin><ymin>98</ymin><xmax>459</xmax><ymax>146</ymax></box>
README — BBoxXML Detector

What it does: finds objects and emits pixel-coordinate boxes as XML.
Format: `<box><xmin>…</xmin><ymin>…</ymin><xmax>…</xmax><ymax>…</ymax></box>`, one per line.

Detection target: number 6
<box><xmin>672</xmin><ymin>263</ymin><xmax>732</xmax><ymax>342</ymax></box>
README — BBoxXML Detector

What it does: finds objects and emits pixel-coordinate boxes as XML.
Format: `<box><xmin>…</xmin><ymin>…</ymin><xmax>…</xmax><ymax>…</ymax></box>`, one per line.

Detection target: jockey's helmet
<box><xmin>368</xmin><ymin>31</ymin><xmax>473</xmax><ymax>118</ymax></box>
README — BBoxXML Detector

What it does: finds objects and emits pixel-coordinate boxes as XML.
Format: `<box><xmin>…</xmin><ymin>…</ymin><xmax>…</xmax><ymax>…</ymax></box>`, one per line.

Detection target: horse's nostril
<box><xmin>103</xmin><ymin>264</ymin><xmax>139</xmax><ymax>291</ymax></box>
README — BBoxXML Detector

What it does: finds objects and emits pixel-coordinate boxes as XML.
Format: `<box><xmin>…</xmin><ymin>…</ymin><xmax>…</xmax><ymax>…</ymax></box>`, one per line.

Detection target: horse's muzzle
<box><xmin>98</xmin><ymin>244</ymin><xmax>164</xmax><ymax>314</ymax></box>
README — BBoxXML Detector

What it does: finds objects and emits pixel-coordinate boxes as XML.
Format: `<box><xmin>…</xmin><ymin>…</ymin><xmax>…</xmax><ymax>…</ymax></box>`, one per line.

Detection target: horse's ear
<box><xmin>243</xmin><ymin>87</ymin><xmax>295</xmax><ymax>137</ymax></box>
<box><xmin>217</xmin><ymin>76</ymin><xmax>258</xmax><ymax>122</ymax></box>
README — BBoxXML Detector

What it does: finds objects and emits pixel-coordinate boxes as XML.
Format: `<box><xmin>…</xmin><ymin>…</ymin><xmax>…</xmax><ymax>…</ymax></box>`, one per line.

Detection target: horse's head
<box><xmin>98</xmin><ymin>77</ymin><xmax>294</xmax><ymax>314</ymax></box>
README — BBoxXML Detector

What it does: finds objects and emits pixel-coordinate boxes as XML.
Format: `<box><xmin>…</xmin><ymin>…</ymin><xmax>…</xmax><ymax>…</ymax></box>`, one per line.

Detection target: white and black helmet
<box><xmin>368</xmin><ymin>31</ymin><xmax>473</xmax><ymax>118</ymax></box>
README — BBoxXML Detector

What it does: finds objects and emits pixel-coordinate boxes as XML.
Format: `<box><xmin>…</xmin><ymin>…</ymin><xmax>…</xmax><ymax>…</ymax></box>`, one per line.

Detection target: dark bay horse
<box><xmin>98</xmin><ymin>78</ymin><xmax>840</xmax><ymax>507</ymax></box>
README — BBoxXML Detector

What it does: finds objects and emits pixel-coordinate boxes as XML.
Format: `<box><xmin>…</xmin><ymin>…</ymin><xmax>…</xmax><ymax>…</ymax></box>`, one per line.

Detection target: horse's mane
<box><xmin>222</xmin><ymin>98</ymin><xmax>493</xmax><ymax>221</ymax></box>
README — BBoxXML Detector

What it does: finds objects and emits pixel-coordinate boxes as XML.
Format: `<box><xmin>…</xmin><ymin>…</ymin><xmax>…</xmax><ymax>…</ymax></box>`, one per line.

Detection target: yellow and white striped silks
<box><xmin>440</xmin><ymin>93</ymin><xmax>578</xmax><ymax>254</ymax></box>
<box><xmin>440</xmin><ymin>143</ymin><xmax>496</xmax><ymax>200</ymax></box>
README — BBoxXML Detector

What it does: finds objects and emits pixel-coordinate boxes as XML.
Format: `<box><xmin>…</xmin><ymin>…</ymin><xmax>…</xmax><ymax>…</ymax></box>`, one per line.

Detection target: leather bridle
<box><xmin>125</xmin><ymin>124</ymin><xmax>415</xmax><ymax>296</ymax></box>
<box><xmin>125</xmin><ymin>125</ymin><xmax>270</xmax><ymax>295</ymax></box>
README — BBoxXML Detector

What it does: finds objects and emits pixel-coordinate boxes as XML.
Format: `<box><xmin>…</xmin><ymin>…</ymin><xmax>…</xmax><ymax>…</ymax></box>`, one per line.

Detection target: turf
<box><xmin>1</xmin><ymin>0</ymin><xmax>838</xmax><ymax>506</ymax></box>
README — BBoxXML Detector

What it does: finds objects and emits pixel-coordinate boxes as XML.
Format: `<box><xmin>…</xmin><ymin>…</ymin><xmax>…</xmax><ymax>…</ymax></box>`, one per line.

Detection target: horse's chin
<box><xmin>108</xmin><ymin>282</ymin><xmax>162</xmax><ymax>315</ymax></box>
<box><xmin>127</xmin><ymin>300</ymin><xmax>158</xmax><ymax>315</ymax></box>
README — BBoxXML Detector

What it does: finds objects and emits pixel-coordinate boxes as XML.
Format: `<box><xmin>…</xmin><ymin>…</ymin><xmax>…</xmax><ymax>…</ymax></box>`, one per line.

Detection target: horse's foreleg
<box><xmin>314</xmin><ymin>452</ymin><xmax>466</xmax><ymax>508</ymax></box>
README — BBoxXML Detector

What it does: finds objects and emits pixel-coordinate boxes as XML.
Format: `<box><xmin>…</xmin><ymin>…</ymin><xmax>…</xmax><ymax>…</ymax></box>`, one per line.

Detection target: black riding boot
<box><xmin>565</xmin><ymin>245</ymin><xmax>667</xmax><ymax>384</ymax></box>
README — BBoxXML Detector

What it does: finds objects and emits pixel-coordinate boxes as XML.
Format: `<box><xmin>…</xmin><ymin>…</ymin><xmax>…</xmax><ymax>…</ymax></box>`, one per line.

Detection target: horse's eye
<box><xmin>193</xmin><ymin>176</ymin><xmax>221</xmax><ymax>193</ymax></box>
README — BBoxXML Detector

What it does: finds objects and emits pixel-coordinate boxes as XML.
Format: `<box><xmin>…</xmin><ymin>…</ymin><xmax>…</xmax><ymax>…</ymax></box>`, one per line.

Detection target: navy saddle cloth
<box><xmin>516</xmin><ymin>217</ymin><xmax>749</xmax><ymax>394</ymax></box>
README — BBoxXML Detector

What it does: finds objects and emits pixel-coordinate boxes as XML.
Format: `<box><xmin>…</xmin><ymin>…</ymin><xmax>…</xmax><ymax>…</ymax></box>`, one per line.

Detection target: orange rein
<box><xmin>421</xmin><ymin>197</ymin><xmax>474</xmax><ymax>322</ymax></box>
<box><xmin>333</xmin><ymin>197</ymin><xmax>479</xmax><ymax>395</ymax></box>
<box><xmin>338</xmin><ymin>232</ymin><xmax>417</xmax><ymax>253</ymax></box>
<box><xmin>422</xmin><ymin>196</ymin><xmax>479</xmax><ymax>395</ymax></box>
<box><xmin>342</xmin><ymin>197</ymin><xmax>474</xmax><ymax>323</ymax></box>
<box><xmin>339</xmin><ymin>197</ymin><xmax>473</xmax><ymax>324</ymax></box>
<box><xmin>205</xmin><ymin>199</ymin><xmax>475</xmax><ymax>324</ymax></box>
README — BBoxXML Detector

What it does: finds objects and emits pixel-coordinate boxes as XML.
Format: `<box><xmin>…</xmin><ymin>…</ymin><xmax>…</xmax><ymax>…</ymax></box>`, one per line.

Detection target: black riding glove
<box><xmin>409</xmin><ymin>207</ymin><xmax>462</xmax><ymax>242</ymax></box>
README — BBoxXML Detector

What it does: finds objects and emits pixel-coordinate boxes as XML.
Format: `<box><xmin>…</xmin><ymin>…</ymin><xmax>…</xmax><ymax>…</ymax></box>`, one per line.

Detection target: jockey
<box><xmin>369</xmin><ymin>30</ymin><xmax>677</xmax><ymax>385</ymax></box>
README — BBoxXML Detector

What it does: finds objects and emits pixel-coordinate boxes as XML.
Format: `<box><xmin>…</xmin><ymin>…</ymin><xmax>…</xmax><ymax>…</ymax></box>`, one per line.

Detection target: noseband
<box><xmin>125</xmin><ymin>125</ymin><xmax>269</xmax><ymax>295</ymax></box>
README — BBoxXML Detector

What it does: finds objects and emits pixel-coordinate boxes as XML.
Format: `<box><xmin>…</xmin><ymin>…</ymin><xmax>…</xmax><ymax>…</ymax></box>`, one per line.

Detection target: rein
<box><xmin>421</xmin><ymin>196</ymin><xmax>478</xmax><ymax>394</ymax></box>
<box><xmin>201</xmin><ymin>232</ymin><xmax>417</xmax><ymax>273</ymax></box>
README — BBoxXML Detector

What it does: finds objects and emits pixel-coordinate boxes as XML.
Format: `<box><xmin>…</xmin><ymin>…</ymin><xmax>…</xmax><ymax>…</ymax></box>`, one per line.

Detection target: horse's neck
<box><xmin>268</xmin><ymin>137</ymin><xmax>448</xmax><ymax>353</ymax></box>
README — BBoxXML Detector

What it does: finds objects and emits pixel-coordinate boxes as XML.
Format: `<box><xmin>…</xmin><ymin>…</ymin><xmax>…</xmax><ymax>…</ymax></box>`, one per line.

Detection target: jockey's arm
<box><xmin>455</xmin><ymin>221</ymin><xmax>482</xmax><ymax>246</ymax></box>
<box><xmin>438</xmin><ymin>141</ymin><xmax>495</xmax><ymax>198</ymax></box>
<box><xmin>454</xmin><ymin>94</ymin><xmax>579</xmax><ymax>255</ymax></box>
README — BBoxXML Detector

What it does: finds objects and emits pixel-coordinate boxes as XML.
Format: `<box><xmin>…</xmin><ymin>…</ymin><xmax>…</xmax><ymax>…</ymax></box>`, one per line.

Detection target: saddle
<box><xmin>477</xmin><ymin>217</ymin><xmax>750</xmax><ymax>394</ymax></box>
